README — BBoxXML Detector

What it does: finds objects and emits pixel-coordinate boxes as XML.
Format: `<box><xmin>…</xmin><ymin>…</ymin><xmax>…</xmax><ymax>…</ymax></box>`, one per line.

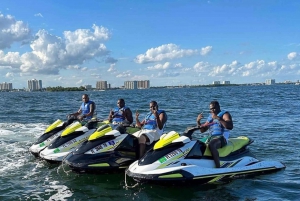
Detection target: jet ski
<box><xmin>126</xmin><ymin>127</ymin><xmax>286</xmax><ymax>185</ymax></box>
<box><xmin>39</xmin><ymin>119</ymin><xmax>107</xmax><ymax>163</ymax></box>
<box><xmin>29</xmin><ymin>116</ymin><xmax>78</xmax><ymax>157</ymax></box>
<box><xmin>63</xmin><ymin>124</ymin><xmax>151</xmax><ymax>173</ymax></box>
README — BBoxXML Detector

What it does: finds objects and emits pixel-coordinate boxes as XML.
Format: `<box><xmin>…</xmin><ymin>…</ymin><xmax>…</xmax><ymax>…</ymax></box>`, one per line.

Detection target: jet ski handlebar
<box><xmin>182</xmin><ymin>125</ymin><xmax>202</xmax><ymax>139</ymax></box>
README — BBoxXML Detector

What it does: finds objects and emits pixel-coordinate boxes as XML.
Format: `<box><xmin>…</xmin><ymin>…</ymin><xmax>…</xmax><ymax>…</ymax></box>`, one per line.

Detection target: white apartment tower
<box><xmin>28</xmin><ymin>79</ymin><xmax>42</xmax><ymax>91</ymax></box>
<box><xmin>96</xmin><ymin>81</ymin><xmax>107</xmax><ymax>90</ymax></box>
<box><xmin>124</xmin><ymin>81</ymin><xmax>137</xmax><ymax>89</ymax></box>
<box><xmin>0</xmin><ymin>82</ymin><xmax>13</xmax><ymax>90</ymax></box>
<box><xmin>265</xmin><ymin>79</ymin><xmax>275</xmax><ymax>85</ymax></box>
<box><xmin>124</xmin><ymin>80</ymin><xmax>150</xmax><ymax>89</ymax></box>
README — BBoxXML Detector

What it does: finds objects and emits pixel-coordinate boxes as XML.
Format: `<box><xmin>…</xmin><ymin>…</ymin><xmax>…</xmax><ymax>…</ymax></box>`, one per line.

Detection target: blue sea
<box><xmin>0</xmin><ymin>85</ymin><xmax>299</xmax><ymax>201</ymax></box>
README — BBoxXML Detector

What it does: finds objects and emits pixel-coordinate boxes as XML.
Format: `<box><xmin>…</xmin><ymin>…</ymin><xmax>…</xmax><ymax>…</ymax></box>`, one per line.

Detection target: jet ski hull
<box><xmin>29</xmin><ymin>121</ymin><xmax>69</xmax><ymax>157</ymax></box>
<box><xmin>126</xmin><ymin>158</ymin><xmax>285</xmax><ymax>185</ymax></box>
<box><xmin>63</xmin><ymin>133</ymin><xmax>141</xmax><ymax>173</ymax></box>
<box><xmin>39</xmin><ymin>128</ymin><xmax>97</xmax><ymax>163</ymax></box>
<box><xmin>125</xmin><ymin>131</ymin><xmax>286</xmax><ymax>185</ymax></box>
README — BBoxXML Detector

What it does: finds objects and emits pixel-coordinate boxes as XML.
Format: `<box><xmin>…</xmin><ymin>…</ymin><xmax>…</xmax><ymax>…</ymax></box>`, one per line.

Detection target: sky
<box><xmin>1</xmin><ymin>0</ymin><xmax>300</xmax><ymax>88</ymax></box>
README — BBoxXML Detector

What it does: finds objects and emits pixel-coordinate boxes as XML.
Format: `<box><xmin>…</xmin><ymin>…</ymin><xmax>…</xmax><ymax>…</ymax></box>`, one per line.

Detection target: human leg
<box><xmin>138</xmin><ymin>134</ymin><xmax>148</xmax><ymax>159</ymax></box>
<box><xmin>132</xmin><ymin>130</ymin><xmax>158</xmax><ymax>159</ymax></box>
<box><xmin>208</xmin><ymin>138</ymin><xmax>222</xmax><ymax>168</ymax></box>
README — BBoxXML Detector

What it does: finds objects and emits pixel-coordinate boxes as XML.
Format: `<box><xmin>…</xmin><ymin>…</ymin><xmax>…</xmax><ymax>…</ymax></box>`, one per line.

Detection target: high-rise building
<box><xmin>124</xmin><ymin>80</ymin><xmax>150</xmax><ymax>89</ymax></box>
<box><xmin>28</xmin><ymin>79</ymin><xmax>42</xmax><ymax>91</ymax></box>
<box><xmin>124</xmin><ymin>81</ymin><xmax>137</xmax><ymax>89</ymax></box>
<box><xmin>96</xmin><ymin>81</ymin><xmax>107</xmax><ymax>90</ymax></box>
<box><xmin>0</xmin><ymin>82</ymin><xmax>13</xmax><ymax>90</ymax></box>
<box><xmin>222</xmin><ymin>81</ymin><xmax>230</xmax><ymax>84</ymax></box>
<box><xmin>265</xmin><ymin>79</ymin><xmax>275</xmax><ymax>85</ymax></box>
<box><xmin>137</xmin><ymin>80</ymin><xmax>150</xmax><ymax>89</ymax></box>
<box><xmin>84</xmin><ymin>85</ymin><xmax>92</xmax><ymax>90</ymax></box>
<box><xmin>213</xmin><ymin>81</ymin><xmax>220</xmax><ymax>85</ymax></box>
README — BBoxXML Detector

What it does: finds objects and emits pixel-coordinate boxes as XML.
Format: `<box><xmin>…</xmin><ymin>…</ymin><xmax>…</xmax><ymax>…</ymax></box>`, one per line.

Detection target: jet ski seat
<box><xmin>203</xmin><ymin>136</ymin><xmax>251</xmax><ymax>157</ymax></box>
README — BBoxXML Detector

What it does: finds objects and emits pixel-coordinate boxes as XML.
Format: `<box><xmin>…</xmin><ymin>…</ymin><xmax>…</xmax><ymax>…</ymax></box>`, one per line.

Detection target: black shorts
<box><xmin>208</xmin><ymin>135</ymin><xmax>227</xmax><ymax>148</ymax></box>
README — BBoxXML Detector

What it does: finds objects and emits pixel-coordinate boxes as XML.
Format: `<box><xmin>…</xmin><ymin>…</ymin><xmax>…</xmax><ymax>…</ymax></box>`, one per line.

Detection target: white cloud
<box><xmin>287</xmin><ymin>52</ymin><xmax>298</xmax><ymax>60</ymax></box>
<box><xmin>0</xmin><ymin>13</ymin><xmax>31</xmax><ymax>49</ymax></box>
<box><xmin>81</xmin><ymin>67</ymin><xmax>88</xmax><ymax>71</ymax></box>
<box><xmin>174</xmin><ymin>63</ymin><xmax>183</xmax><ymax>68</ymax></box>
<box><xmin>5</xmin><ymin>72</ymin><xmax>14</xmax><ymax>77</ymax></box>
<box><xmin>107</xmin><ymin>63</ymin><xmax>116</xmax><ymax>72</ymax></box>
<box><xmin>134</xmin><ymin>44</ymin><xmax>208</xmax><ymax>64</ymax></box>
<box><xmin>116</xmin><ymin>72</ymin><xmax>131</xmax><ymax>78</ymax></box>
<box><xmin>34</xmin><ymin>13</ymin><xmax>43</xmax><ymax>18</ymax></box>
<box><xmin>193</xmin><ymin>61</ymin><xmax>212</xmax><ymax>72</ymax></box>
<box><xmin>157</xmin><ymin>70</ymin><xmax>180</xmax><ymax>77</ymax></box>
<box><xmin>1</xmin><ymin>24</ymin><xmax>111</xmax><ymax>75</ymax></box>
<box><xmin>147</xmin><ymin>62</ymin><xmax>170</xmax><ymax>70</ymax></box>
<box><xmin>200</xmin><ymin>46</ymin><xmax>212</xmax><ymax>55</ymax></box>
<box><xmin>0</xmin><ymin>50</ymin><xmax>22</xmax><ymax>70</ymax></box>
<box><xmin>76</xmin><ymin>79</ymin><xmax>83</xmax><ymax>85</ymax></box>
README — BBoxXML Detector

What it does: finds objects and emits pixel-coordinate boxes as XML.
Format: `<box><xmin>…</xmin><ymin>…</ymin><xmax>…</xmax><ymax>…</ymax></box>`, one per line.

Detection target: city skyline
<box><xmin>1</xmin><ymin>1</ymin><xmax>300</xmax><ymax>88</ymax></box>
<box><xmin>3</xmin><ymin>77</ymin><xmax>300</xmax><ymax>91</ymax></box>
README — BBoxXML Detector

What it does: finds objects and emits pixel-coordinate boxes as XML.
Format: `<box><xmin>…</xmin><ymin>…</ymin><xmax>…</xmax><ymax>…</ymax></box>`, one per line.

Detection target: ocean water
<box><xmin>0</xmin><ymin>85</ymin><xmax>299</xmax><ymax>201</ymax></box>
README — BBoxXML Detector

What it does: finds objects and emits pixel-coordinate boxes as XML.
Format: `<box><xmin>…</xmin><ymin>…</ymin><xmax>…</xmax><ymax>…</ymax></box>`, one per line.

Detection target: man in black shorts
<box><xmin>196</xmin><ymin>101</ymin><xmax>233</xmax><ymax>168</ymax></box>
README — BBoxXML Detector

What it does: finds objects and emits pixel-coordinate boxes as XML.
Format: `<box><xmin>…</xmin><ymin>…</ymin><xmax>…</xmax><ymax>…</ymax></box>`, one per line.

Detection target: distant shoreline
<box><xmin>1</xmin><ymin>82</ymin><xmax>298</xmax><ymax>92</ymax></box>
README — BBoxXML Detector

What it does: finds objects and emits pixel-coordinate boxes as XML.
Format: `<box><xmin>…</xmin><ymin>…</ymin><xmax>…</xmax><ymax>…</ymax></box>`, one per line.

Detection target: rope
<box><xmin>124</xmin><ymin>169</ymin><xmax>139</xmax><ymax>189</ymax></box>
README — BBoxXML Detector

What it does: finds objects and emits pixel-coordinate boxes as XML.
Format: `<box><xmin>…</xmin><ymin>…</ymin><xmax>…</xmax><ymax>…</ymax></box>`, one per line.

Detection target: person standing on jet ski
<box><xmin>196</xmin><ymin>100</ymin><xmax>233</xmax><ymax>168</ymax></box>
<box><xmin>69</xmin><ymin>94</ymin><xmax>96</xmax><ymax>121</ymax></box>
<box><xmin>133</xmin><ymin>101</ymin><xmax>167</xmax><ymax>158</ymax></box>
<box><xmin>108</xmin><ymin>98</ymin><xmax>133</xmax><ymax>125</ymax></box>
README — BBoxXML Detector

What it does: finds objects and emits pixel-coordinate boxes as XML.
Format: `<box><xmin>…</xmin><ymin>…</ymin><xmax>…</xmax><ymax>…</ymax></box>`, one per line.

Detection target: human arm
<box><xmin>135</xmin><ymin>111</ymin><xmax>145</xmax><ymax>128</ymax></box>
<box><xmin>69</xmin><ymin>107</ymin><xmax>82</xmax><ymax>117</ymax></box>
<box><xmin>125</xmin><ymin>108</ymin><xmax>133</xmax><ymax>124</ymax></box>
<box><xmin>211</xmin><ymin>112</ymin><xmax>233</xmax><ymax>130</ymax></box>
<box><xmin>108</xmin><ymin>109</ymin><xmax>114</xmax><ymax>122</ymax></box>
<box><xmin>154</xmin><ymin>110</ymin><xmax>166</xmax><ymax>130</ymax></box>
<box><xmin>196</xmin><ymin>113</ymin><xmax>209</xmax><ymax>133</ymax></box>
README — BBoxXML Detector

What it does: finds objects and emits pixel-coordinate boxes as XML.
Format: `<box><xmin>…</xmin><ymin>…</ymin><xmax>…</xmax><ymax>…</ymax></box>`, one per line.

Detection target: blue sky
<box><xmin>1</xmin><ymin>0</ymin><xmax>300</xmax><ymax>88</ymax></box>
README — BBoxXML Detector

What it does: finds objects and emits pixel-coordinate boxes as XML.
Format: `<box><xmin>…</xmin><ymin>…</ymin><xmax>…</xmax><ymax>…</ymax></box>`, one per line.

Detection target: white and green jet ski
<box><xmin>39</xmin><ymin>119</ymin><xmax>107</xmax><ymax>163</ymax></box>
<box><xmin>126</xmin><ymin>128</ymin><xmax>285</xmax><ymax>185</ymax></box>
<box><xmin>29</xmin><ymin>116</ymin><xmax>78</xmax><ymax>157</ymax></box>
<box><xmin>63</xmin><ymin>124</ymin><xmax>146</xmax><ymax>173</ymax></box>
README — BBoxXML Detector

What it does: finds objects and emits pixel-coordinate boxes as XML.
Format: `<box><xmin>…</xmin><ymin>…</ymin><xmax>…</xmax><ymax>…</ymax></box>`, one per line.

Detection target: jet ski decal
<box><xmin>40</xmin><ymin>132</ymin><xmax>61</xmax><ymax>147</ymax></box>
<box><xmin>208</xmin><ymin>159</ymin><xmax>243</xmax><ymax>182</ymax></box>
<box><xmin>87</xmin><ymin>139</ymin><xmax>123</xmax><ymax>154</ymax></box>
<box><xmin>157</xmin><ymin>148</ymin><xmax>191</xmax><ymax>168</ymax></box>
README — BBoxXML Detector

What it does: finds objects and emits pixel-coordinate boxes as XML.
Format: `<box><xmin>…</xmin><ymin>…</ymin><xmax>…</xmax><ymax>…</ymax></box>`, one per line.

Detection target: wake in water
<box><xmin>0</xmin><ymin>122</ymin><xmax>74</xmax><ymax>200</ymax></box>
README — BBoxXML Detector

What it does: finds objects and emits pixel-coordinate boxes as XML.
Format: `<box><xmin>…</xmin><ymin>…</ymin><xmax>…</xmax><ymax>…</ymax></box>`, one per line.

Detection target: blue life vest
<box><xmin>143</xmin><ymin>110</ymin><xmax>167</xmax><ymax>130</ymax></box>
<box><xmin>80</xmin><ymin>101</ymin><xmax>94</xmax><ymax>120</ymax></box>
<box><xmin>112</xmin><ymin>106</ymin><xmax>129</xmax><ymax>123</ymax></box>
<box><xmin>206</xmin><ymin>110</ymin><xmax>230</xmax><ymax>140</ymax></box>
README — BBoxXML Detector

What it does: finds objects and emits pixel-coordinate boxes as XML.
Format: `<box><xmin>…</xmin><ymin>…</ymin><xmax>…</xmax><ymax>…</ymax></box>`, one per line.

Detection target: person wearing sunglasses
<box><xmin>134</xmin><ymin>101</ymin><xmax>167</xmax><ymax>158</ymax></box>
<box><xmin>196</xmin><ymin>100</ymin><xmax>233</xmax><ymax>168</ymax></box>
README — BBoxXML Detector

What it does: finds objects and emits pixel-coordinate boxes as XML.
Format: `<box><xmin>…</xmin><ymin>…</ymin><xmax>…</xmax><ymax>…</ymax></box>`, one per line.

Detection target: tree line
<box><xmin>46</xmin><ymin>86</ymin><xmax>86</xmax><ymax>92</ymax></box>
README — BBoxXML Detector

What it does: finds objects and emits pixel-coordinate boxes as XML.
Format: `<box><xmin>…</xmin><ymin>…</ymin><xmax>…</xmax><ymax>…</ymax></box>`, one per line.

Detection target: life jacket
<box><xmin>112</xmin><ymin>106</ymin><xmax>129</xmax><ymax>123</ymax></box>
<box><xmin>143</xmin><ymin>110</ymin><xmax>167</xmax><ymax>135</ymax></box>
<box><xmin>206</xmin><ymin>110</ymin><xmax>230</xmax><ymax>141</ymax></box>
<box><xmin>81</xmin><ymin>101</ymin><xmax>94</xmax><ymax>120</ymax></box>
